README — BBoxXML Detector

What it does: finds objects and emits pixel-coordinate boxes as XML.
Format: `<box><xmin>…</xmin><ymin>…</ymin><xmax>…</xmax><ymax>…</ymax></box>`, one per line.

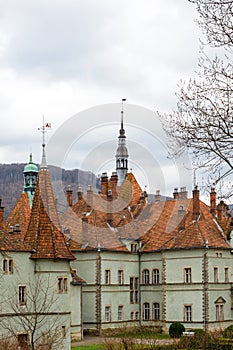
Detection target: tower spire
<box><xmin>115</xmin><ymin>99</ymin><xmax>128</xmax><ymax>185</ymax></box>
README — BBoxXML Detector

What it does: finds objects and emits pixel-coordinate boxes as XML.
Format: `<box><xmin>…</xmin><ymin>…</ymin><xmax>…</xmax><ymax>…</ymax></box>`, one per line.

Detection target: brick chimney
<box><xmin>155</xmin><ymin>190</ymin><xmax>161</xmax><ymax>202</ymax></box>
<box><xmin>192</xmin><ymin>186</ymin><xmax>200</xmax><ymax>221</ymax></box>
<box><xmin>217</xmin><ymin>200</ymin><xmax>225</xmax><ymax>223</ymax></box>
<box><xmin>77</xmin><ymin>187</ymin><xmax>83</xmax><ymax>201</ymax></box>
<box><xmin>0</xmin><ymin>199</ymin><xmax>4</xmax><ymax>230</ymax></box>
<box><xmin>82</xmin><ymin>213</ymin><xmax>88</xmax><ymax>236</ymax></box>
<box><xmin>101</xmin><ymin>172</ymin><xmax>108</xmax><ymax>196</ymax></box>
<box><xmin>178</xmin><ymin>204</ymin><xmax>186</xmax><ymax>231</ymax></box>
<box><xmin>210</xmin><ymin>187</ymin><xmax>216</xmax><ymax>215</ymax></box>
<box><xmin>66</xmin><ymin>186</ymin><xmax>73</xmax><ymax>207</ymax></box>
<box><xmin>179</xmin><ymin>186</ymin><xmax>188</xmax><ymax>199</ymax></box>
<box><xmin>173</xmin><ymin>188</ymin><xmax>179</xmax><ymax>199</ymax></box>
<box><xmin>86</xmin><ymin>185</ymin><xmax>93</xmax><ymax>209</ymax></box>
<box><xmin>110</xmin><ymin>172</ymin><xmax>118</xmax><ymax>198</ymax></box>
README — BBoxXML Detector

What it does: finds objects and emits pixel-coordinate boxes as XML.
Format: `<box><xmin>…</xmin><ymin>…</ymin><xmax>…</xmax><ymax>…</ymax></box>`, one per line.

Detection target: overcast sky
<box><xmin>0</xmin><ymin>0</ymin><xmax>202</xmax><ymax>195</ymax></box>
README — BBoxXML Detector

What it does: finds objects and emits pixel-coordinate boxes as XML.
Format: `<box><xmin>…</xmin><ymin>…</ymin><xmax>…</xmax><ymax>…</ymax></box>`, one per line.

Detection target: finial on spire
<box><xmin>120</xmin><ymin>98</ymin><xmax>126</xmax><ymax>136</ymax></box>
<box><xmin>38</xmin><ymin>116</ymin><xmax>51</xmax><ymax>170</ymax></box>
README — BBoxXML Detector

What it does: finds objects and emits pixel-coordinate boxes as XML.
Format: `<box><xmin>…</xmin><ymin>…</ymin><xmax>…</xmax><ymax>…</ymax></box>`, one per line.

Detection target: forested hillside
<box><xmin>0</xmin><ymin>163</ymin><xmax>98</xmax><ymax>219</ymax></box>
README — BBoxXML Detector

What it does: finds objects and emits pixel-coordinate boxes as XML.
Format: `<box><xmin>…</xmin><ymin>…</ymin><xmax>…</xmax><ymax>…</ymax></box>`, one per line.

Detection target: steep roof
<box><xmin>24</xmin><ymin>177</ymin><xmax>75</xmax><ymax>260</ymax></box>
<box><xmin>5</xmin><ymin>192</ymin><xmax>31</xmax><ymax>239</ymax></box>
<box><xmin>38</xmin><ymin>168</ymin><xmax>61</xmax><ymax>230</ymax></box>
<box><xmin>141</xmin><ymin>199</ymin><xmax>231</xmax><ymax>252</ymax></box>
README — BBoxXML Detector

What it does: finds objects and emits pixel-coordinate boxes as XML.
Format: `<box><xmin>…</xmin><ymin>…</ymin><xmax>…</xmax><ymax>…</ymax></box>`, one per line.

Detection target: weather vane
<box><xmin>38</xmin><ymin>116</ymin><xmax>51</xmax><ymax>148</ymax></box>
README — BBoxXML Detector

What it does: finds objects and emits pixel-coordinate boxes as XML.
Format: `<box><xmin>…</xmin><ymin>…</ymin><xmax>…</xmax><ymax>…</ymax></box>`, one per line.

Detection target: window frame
<box><xmin>153</xmin><ymin>302</ymin><xmax>160</xmax><ymax>321</ymax></box>
<box><xmin>118</xmin><ymin>305</ymin><xmax>124</xmax><ymax>321</ymax></box>
<box><xmin>184</xmin><ymin>305</ymin><xmax>192</xmax><ymax>322</ymax></box>
<box><xmin>130</xmin><ymin>276</ymin><xmax>139</xmax><ymax>304</ymax></box>
<box><xmin>224</xmin><ymin>267</ymin><xmax>229</xmax><ymax>283</ymax></box>
<box><xmin>142</xmin><ymin>269</ymin><xmax>150</xmax><ymax>285</ymax></box>
<box><xmin>105</xmin><ymin>269</ymin><xmax>111</xmax><ymax>285</ymax></box>
<box><xmin>57</xmin><ymin>276</ymin><xmax>68</xmax><ymax>294</ymax></box>
<box><xmin>152</xmin><ymin>269</ymin><xmax>160</xmax><ymax>284</ymax></box>
<box><xmin>2</xmin><ymin>258</ymin><xmax>14</xmax><ymax>274</ymax></box>
<box><xmin>118</xmin><ymin>270</ymin><xmax>124</xmax><ymax>285</ymax></box>
<box><xmin>18</xmin><ymin>285</ymin><xmax>27</xmax><ymax>305</ymax></box>
<box><xmin>214</xmin><ymin>267</ymin><xmax>219</xmax><ymax>283</ymax></box>
<box><xmin>184</xmin><ymin>267</ymin><xmax>192</xmax><ymax>284</ymax></box>
<box><xmin>105</xmin><ymin>305</ymin><xmax>111</xmax><ymax>323</ymax></box>
<box><xmin>143</xmin><ymin>302</ymin><xmax>150</xmax><ymax>321</ymax></box>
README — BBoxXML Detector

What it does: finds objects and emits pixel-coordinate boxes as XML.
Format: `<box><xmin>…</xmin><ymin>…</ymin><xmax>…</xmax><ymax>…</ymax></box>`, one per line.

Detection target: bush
<box><xmin>222</xmin><ymin>325</ymin><xmax>233</xmax><ymax>339</ymax></box>
<box><xmin>169</xmin><ymin>322</ymin><xmax>185</xmax><ymax>338</ymax></box>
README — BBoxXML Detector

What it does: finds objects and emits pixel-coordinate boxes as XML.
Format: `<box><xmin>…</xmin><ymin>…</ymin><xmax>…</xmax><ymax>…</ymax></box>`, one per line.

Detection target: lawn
<box><xmin>72</xmin><ymin>345</ymin><xmax>104</xmax><ymax>350</ymax></box>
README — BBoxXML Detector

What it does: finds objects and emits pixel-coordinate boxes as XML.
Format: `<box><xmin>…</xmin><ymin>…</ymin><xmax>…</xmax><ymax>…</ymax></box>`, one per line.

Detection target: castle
<box><xmin>0</xmin><ymin>106</ymin><xmax>233</xmax><ymax>349</ymax></box>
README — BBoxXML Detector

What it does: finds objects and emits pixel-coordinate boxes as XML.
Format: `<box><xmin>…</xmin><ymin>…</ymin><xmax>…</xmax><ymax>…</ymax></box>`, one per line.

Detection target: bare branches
<box><xmin>190</xmin><ymin>0</ymin><xmax>233</xmax><ymax>48</ymax></box>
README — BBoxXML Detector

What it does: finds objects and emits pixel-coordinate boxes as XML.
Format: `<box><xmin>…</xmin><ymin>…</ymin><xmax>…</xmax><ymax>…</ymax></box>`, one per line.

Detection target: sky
<box><xmin>0</xmin><ymin>0</ymin><xmax>202</xmax><ymax>196</ymax></box>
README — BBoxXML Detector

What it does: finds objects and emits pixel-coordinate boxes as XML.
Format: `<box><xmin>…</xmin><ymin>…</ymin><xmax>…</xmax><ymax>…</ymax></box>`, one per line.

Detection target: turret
<box><xmin>23</xmin><ymin>153</ymin><xmax>38</xmax><ymax>208</ymax></box>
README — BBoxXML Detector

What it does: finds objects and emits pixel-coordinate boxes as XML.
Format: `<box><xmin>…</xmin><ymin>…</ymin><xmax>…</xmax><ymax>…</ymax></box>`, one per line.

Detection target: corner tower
<box><xmin>115</xmin><ymin>99</ymin><xmax>128</xmax><ymax>185</ymax></box>
<box><xmin>23</xmin><ymin>153</ymin><xmax>38</xmax><ymax>208</ymax></box>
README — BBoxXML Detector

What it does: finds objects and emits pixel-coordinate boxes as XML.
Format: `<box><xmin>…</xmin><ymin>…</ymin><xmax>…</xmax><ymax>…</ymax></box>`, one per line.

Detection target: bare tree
<box><xmin>0</xmin><ymin>275</ymin><xmax>64</xmax><ymax>350</ymax></box>
<box><xmin>162</xmin><ymin>1</ymin><xmax>233</xmax><ymax>189</ymax></box>
<box><xmin>189</xmin><ymin>0</ymin><xmax>233</xmax><ymax>48</ymax></box>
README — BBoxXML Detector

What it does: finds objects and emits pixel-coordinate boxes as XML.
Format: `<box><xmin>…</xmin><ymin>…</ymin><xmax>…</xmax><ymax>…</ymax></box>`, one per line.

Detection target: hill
<box><xmin>0</xmin><ymin>163</ymin><xmax>98</xmax><ymax>220</ymax></box>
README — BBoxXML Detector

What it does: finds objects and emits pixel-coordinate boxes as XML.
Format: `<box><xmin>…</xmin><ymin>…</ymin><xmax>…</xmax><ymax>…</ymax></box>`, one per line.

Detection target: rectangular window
<box><xmin>118</xmin><ymin>270</ymin><xmax>124</xmax><ymax>285</ymax></box>
<box><xmin>143</xmin><ymin>302</ymin><xmax>150</xmax><ymax>320</ymax></box>
<box><xmin>2</xmin><ymin>258</ymin><xmax>14</xmax><ymax>274</ymax></box>
<box><xmin>135</xmin><ymin>311</ymin><xmax>139</xmax><ymax>320</ymax></box>
<box><xmin>216</xmin><ymin>304</ymin><xmax>224</xmax><ymax>321</ymax></box>
<box><xmin>17</xmin><ymin>333</ymin><xmax>28</xmax><ymax>348</ymax></box>
<box><xmin>130</xmin><ymin>311</ymin><xmax>134</xmax><ymax>320</ymax></box>
<box><xmin>131</xmin><ymin>244</ymin><xmax>137</xmax><ymax>252</ymax></box>
<box><xmin>153</xmin><ymin>302</ymin><xmax>160</xmax><ymax>320</ymax></box>
<box><xmin>118</xmin><ymin>305</ymin><xmax>123</xmax><ymax>321</ymax></box>
<box><xmin>105</xmin><ymin>270</ymin><xmax>111</xmax><ymax>285</ymax></box>
<box><xmin>57</xmin><ymin>277</ymin><xmax>68</xmax><ymax>293</ymax></box>
<box><xmin>184</xmin><ymin>268</ymin><xmax>192</xmax><ymax>283</ymax></box>
<box><xmin>214</xmin><ymin>267</ymin><xmax>219</xmax><ymax>283</ymax></box>
<box><xmin>143</xmin><ymin>269</ymin><xmax>150</xmax><ymax>284</ymax></box>
<box><xmin>18</xmin><ymin>285</ymin><xmax>27</xmax><ymax>305</ymax></box>
<box><xmin>105</xmin><ymin>306</ymin><xmax>111</xmax><ymax>322</ymax></box>
<box><xmin>130</xmin><ymin>277</ymin><xmax>139</xmax><ymax>304</ymax></box>
<box><xmin>184</xmin><ymin>305</ymin><xmax>192</xmax><ymax>322</ymax></box>
<box><xmin>61</xmin><ymin>326</ymin><xmax>66</xmax><ymax>338</ymax></box>
<box><xmin>224</xmin><ymin>267</ymin><xmax>229</xmax><ymax>283</ymax></box>
<box><xmin>153</xmin><ymin>269</ymin><xmax>160</xmax><ymax>284</ymax></box>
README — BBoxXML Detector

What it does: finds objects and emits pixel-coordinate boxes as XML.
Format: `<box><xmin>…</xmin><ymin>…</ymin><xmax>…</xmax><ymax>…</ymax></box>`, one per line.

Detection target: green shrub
<box><xmin>169</xmin><ymin>322</ymin><xmax>185</xmax><ymax>338</ymax></box>
<box><xmin>222</xmin><ymin>325</ymin><xmax>233</xmax><ymax>339</ymax></box>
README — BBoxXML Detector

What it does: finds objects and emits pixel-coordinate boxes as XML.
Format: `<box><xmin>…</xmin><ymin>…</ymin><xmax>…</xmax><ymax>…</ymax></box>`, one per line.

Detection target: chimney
<box><xmin>210</xmin><ymin>187</ymin><xmax>216</xmax><ymax>215</ymax></box>
<box><xmin>217</xmin><ymin>200</ymin><xmax>225</xmax><ymax>223</ymax></box>
<box><xmin>101</xmin><ymin>172</ymin><xmax>108</xmax><ymax>196</ymax></box>
<box><xmin>192</xmin><ymin>186</ymin><xmax>200</xmax><ymax>221</ymax></box>
<box><xmin>86</xmin><ymin>185</ymin><xmax>93</xmax><ymax>209</ymax></box>
<box><xmin>82</xmin><ymin>213</ymin><xmax>88</xmax><ymax>236</ymax></box>
<box><xmin>66</xmin><ymin>186</ymin><xmax>73</xmax><ymax>207</ymax></box>
<box><xmin>110</xmin><ymin>172</ymin><xmax>118</xmax><ymax>198</ymax></box>
<box><xmin>178</xmin><ymin>204</ymin><xmax>186</xmax><ymax>231</ymax></box>
<box><xmin>173</xmin><ymin>188</ymin><xmax>179</xmax><ymax>199</ymax></box>
<box><xmin>179</xmin><ymin>186</ymin><xmax>188</xmax><ymax>199</ymax></box>
<box><xmin>77</xmin><ymin>187</ymin><xmax>83</xmax><ymax>201</ymax></box>
<box><xmin>0</xmin><ymin>199</ymin><xmax>4</xmax><ymax>230</ymax></box>
<box><xmin>155</xmin><ymin>190</ymin><xmax>161</xmax><ymax>202</ymax></box>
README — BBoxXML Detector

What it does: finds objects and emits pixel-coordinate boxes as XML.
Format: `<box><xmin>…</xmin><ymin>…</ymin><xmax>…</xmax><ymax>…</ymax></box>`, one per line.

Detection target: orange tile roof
<box><xmin>24</xmin><ymin>178</ymin><xmax>75</xmax><ymax>260</ymax></box>
<box><xmin>38</xmin><ymin>169</ymin><xmax>61</xmax><ymax>230</ymax></box>
<box><xmin>5</xmin><ymin>192</ymin><xmax>31</xmax><ymax>239</ymax></box>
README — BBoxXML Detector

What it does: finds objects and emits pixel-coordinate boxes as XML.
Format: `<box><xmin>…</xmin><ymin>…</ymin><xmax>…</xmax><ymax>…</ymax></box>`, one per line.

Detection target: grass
<box><xmin>72</xmin><ymin>345</ymin><xmax>104</xmax><ymax>350</ymax></box>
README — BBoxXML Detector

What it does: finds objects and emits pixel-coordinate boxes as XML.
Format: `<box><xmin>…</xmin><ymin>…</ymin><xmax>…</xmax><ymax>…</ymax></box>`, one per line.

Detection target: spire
<box><xmin>38</xmin><ymin>117</ymin><xmax>51</xmax><ymax>170</ymax></box>
<box><xmin>115</xmin><ymin>99</ymin><xmax>128</xmax><ymax>185</ymax></box>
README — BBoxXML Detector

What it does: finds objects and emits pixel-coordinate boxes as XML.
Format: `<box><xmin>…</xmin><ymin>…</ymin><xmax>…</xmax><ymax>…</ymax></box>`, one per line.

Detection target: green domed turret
<box><xmin>23</xmin><ymin>153</ymin><xmax>38</xmax><ymax>207</ymax></box>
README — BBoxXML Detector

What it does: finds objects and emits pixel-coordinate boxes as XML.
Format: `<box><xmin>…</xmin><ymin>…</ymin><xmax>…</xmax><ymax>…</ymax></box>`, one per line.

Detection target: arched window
<box><xmin>152</xmin><ymin>269</ymin><xmax>160</xmax><ymax>284</ymax></box>
<box><xmin>142</xmin><ymin>269</ymin><xmax>150</xmax><ymax>285</ymax></box>
<box><xmin>143</xmin><ymin>303</ymin><xmax>150</xmax><ymax>320</ymax></box>
<box><xmin>153</xmin><ymin>303</ymin><xmax>160</xmax><ymax>320</ymax></box>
